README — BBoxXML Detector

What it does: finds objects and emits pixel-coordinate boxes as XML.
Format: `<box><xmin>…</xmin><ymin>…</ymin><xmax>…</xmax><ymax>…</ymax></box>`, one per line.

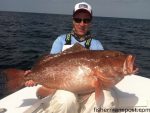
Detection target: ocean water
<box><xmin>0</xmin><ymin>11</ymin><xmax>150</xmax><ymax>98</ymax></box>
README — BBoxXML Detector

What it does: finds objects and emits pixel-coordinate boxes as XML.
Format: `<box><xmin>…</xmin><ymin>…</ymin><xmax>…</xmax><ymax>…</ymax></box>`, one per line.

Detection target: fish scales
<box><xmin>1</xmin><ymin>43</ymin><xmax>138</xmax><ymax>98</ymax></box>
<box><xmin>25</xmin><ymin>44</ymin><xmax>137</xmax><ymax>94</ymax></box>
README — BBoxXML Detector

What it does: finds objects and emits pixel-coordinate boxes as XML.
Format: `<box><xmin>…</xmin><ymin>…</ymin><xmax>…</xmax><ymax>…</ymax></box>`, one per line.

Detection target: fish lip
<box><xmin>123</xmin><ymin>55</ymin><xmax>138</xmax><ymax>75</ymax></box>
<box><xmin>130</xmin><ymin>55</ymin><xmax>135</xmax><ymax>73</ymax></box>
<box><xmin>133</xmin><ymin>67</ymin><xmax>139</xmax><ymax>74</ymax></box>
<box><xmin>129</xmin><ymin>55</ymin><xmax>139</xmax><ymax>74</ymax></box>
<box><xmin>130</xmin><ymin>55</ymin><xmax>139</xmax><ymax>74</ymax></box>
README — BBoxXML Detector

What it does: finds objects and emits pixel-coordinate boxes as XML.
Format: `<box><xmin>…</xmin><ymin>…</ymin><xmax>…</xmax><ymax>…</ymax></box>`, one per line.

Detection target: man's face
<box><xmin>73</xmin><ymin>11</ymin><xmax>91</xmax><ymax>37</ymax></box>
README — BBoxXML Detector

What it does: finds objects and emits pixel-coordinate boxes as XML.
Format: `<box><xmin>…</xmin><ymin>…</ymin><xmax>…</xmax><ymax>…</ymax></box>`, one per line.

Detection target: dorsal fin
<box><xmin>31</xmin><ymin>54</ymin><xmax>55</xmax><ymax>71</ymax></box>
<box><xmin>62</xmin><ymin>43</ymin><xmax>88</xmax><ymax>54</ymax></box>
<box><xmin>32</xmin><ymin>43</ymin><xmax>87</xmax><ymax>71</ymax></box>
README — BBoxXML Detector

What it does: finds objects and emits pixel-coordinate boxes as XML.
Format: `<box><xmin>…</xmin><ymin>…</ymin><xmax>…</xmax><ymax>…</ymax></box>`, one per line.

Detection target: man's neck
<box><xmin>71</xmin><ymin>30</ymin><xmax>92</xmax><ymax>41</ymax></box>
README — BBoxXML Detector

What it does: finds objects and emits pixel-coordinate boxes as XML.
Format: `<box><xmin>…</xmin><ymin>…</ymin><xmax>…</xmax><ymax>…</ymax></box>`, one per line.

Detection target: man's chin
<box><xmin>77</xmin><ymin>32</ymin><xmax>86</xmax><ymax>37</ymax></box>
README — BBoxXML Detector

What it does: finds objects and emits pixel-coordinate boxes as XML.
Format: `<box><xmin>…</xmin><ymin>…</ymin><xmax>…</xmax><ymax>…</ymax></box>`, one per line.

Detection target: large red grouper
<box><xmin>1</xmin><ymin>43</ymin><xmax>138</xmax><ymax>104</ymax></box>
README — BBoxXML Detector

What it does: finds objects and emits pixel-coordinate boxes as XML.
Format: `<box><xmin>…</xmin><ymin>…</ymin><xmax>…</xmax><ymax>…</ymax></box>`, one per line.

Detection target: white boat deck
<box><xmin>115</xmin><ymin>75</ymin><xmax>150</xmax><ymax>108</ymax></box>
<box><xmin>0</xmin><ymin>85</ymin><xmax>44</xmax><ymax>113</ymax></box>
<box><xmin>0</xmin><ymin>75</ymin><xmax>150</xmax><ymax>113</ymax></box>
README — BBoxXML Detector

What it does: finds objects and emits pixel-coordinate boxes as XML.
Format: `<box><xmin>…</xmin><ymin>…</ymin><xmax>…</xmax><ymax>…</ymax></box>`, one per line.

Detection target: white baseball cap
<box><xmin>73</xmin><ymin>2</ymin><xmax>92</xmax><ymax>18</ymax></box>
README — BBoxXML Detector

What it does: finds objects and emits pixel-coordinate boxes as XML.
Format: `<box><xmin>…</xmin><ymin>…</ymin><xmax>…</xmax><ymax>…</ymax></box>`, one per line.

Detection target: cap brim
<box><xmin>73</xmin><ymin>9</ymin><xmax>92</xmax><ymax>18</ymax></box>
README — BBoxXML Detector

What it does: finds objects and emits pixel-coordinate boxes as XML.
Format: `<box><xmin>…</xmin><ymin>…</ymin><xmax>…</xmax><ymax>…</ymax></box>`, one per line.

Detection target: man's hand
<box><xmin>24</xmin><ymin>70</ymin><xmax>37</xmax><ymax>87</ymax></box>
<box><xmin>25</xmin><ymin>80</ymin><xmax>37</xmax><ymax>87</ymax></box>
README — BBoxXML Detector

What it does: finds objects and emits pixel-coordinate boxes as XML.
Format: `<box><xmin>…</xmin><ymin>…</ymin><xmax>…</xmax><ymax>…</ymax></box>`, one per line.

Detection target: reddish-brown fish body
<box><xmin>25</xmin><ymin>44</ymin><xmax>137</xmax><ymax>95</ymax></box>
<box><xmin>1</xmin><ymin>44</ymin><xmax>138</xmax><ymax>99</ymax></box>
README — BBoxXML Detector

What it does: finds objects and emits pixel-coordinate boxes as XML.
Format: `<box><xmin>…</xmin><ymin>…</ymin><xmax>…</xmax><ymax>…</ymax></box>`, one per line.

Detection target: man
<box><xmin>25</xmin><ymin>2</ymin><xmax>117</xmax><ymax>113</ymax></box>
<box><xmin>50</xmin><ymin>2</ymin><xmax>103</xmax><ymax>54</ymax></box>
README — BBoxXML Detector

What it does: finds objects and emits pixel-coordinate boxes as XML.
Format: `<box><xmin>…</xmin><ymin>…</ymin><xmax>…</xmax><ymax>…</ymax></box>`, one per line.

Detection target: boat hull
<box><xmin>0</xmin><ymin>75</ymin><xmax>150</xmax><ymax>113</ymax></box>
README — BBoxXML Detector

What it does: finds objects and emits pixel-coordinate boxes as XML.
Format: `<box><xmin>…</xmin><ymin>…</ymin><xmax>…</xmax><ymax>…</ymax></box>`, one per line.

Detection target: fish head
<box><xmin>123</xmin><ymin>54</ymin><xmax>139</xmax><ymax>75</ymax></box>
<box><xmin>94</xmin><ymin>54</ymin><xmax>139</xmax><ymax>89</ymax></box>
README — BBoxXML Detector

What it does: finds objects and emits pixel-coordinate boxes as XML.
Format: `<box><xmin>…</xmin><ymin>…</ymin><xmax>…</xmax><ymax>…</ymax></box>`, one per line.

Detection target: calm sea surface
<box><xmin>0</xmin><ymin>11</ymin><xmax>150</xmax><ymax>98</ymax></box>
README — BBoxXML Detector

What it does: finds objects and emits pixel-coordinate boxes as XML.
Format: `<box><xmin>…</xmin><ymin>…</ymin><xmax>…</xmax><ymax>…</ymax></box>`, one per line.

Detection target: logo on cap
<box><xmin>79</xmin><ymin>4</ymin><xmax>88</xmax><ymax>9</ymax></box>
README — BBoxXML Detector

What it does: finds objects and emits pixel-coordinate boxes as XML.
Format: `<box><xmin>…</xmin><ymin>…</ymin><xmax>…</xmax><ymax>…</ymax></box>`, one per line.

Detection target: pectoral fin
<box><xmin>94</xmin><ymin>79</ymin><xmax>104</xmax><ymax>106</ymax></box>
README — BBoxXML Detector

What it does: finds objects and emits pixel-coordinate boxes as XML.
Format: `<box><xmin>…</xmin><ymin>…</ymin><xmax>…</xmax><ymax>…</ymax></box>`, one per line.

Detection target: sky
<box><xmin>0</xmin><ymin>0</ymin><xmax>150</xmax><ymax>19</ymax></box>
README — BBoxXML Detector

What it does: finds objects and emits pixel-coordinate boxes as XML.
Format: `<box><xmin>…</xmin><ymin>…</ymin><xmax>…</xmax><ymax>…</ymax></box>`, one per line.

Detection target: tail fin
<box><xmin>0</xmin><ymin>68</ymin><xmax>25</xmax><ymax>95</ymax></box>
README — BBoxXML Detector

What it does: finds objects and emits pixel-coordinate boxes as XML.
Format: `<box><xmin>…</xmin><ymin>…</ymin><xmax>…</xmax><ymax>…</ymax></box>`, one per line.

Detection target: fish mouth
<box><xmin>123</xmin><ymin>55</ymin><xmax>139</xmax><ymax>75</ymax></box>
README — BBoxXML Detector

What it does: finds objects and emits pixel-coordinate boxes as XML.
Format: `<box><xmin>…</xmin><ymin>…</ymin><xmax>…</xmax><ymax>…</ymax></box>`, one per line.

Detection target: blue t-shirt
<box><xmin>50</xmin><ymin>34</ymin><xmax>104</xmax><ymax>54</ymax></box>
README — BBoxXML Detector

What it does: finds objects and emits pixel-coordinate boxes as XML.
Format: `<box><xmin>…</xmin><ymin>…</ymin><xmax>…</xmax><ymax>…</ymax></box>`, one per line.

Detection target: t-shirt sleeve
<box><xmin>90</xmin><ymin>39</ymin><xmax>104</xmax><ymax>50</ymax></box>
<box><xmin>50</xmin><ymin>36</ymin><xmax>63</xmax><ymax>54</ymax></box>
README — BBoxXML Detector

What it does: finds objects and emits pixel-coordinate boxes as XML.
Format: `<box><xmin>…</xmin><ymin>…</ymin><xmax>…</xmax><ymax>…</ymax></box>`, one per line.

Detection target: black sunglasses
<box><xmin>73</xmin><ymin>18</ymin><xmax>91</xmax><ymax>24</ymax></box>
